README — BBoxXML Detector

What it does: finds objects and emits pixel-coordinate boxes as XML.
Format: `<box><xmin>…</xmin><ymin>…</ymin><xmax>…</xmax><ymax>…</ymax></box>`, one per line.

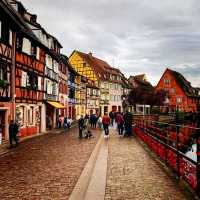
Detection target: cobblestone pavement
<box><xmin>0</xmin><ymin>127</ymin><xmax>101</xmax><ymax>200</ymax></box>
<box><xmin>105</xmin><ymin>129</ymin><xmax>190</xmax><ymax>200</ymax></box>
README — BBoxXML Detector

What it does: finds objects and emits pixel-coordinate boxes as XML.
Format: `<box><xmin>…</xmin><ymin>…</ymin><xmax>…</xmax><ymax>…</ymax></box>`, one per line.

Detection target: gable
<box><xmin>69</xmin><ymin>51</ymin><xmax>98</xmax><ymax>81</ymax></box>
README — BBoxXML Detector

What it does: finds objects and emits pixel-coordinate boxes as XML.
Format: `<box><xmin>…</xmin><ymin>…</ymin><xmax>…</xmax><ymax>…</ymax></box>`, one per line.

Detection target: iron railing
<box><xmin>133</xmin><ymin>115</ymin><xmax>200</xmax><ymax>196</ymax></box>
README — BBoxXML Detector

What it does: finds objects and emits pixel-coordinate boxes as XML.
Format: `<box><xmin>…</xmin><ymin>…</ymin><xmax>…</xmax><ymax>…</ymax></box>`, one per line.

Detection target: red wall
<box><xmin>156</xmin><ymin>69</ymin><xmax>197</xmax><ymax>112</ymax></box>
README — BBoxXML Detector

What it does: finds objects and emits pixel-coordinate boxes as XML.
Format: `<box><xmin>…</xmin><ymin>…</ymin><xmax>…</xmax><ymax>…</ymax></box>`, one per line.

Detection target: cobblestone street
<box><xmin>105</xmin><ymin>129</ymin><xmax>191</xmax><ymax>200</ymax></box>
<box><xmin>0</xmin><ymin>127</ymin><xmax>195</xmax><ymax>200</ymax></box>
<box><xmin>0</xmin><ymin>128</ymin><xmax>100</xmax><ymax>200</ymax></box>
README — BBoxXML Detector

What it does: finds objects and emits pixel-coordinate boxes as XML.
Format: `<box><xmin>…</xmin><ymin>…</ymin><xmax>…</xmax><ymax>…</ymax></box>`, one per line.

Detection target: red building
<box><xmin>156</xmin><ymin>68</ymin><xmax>199</xmax><ymax>113</ymax></box>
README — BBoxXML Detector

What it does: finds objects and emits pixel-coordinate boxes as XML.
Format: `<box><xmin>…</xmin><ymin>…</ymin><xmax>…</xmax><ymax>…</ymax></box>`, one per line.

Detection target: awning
<box><xmin>47</xmin><ymin>101</ymin><xmax>66</xmax><ymax>109</ymax></box>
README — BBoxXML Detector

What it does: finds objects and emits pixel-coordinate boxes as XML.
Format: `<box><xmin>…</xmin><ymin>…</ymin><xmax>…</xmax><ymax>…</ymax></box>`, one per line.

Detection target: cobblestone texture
<box><xmin>0</xmin><ymin>128</ymin><xmax>100</xmax><ymax>200</ymax></box>
<box><xmin>105</xmin><ymin>129</ymin><xmax>190</xmax><ymax>200</ymax></box>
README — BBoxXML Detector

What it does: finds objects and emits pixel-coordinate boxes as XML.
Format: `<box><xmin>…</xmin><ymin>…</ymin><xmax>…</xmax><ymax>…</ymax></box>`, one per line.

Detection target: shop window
<box><xmin>16</xmin><ymin>106</ymin><xmax>25</xmax><ymax>125</ymax></box>
<box><xmin>28</xmin><ymin>106</ymin><xmax>34</xmax><ymax>124</ymax></box>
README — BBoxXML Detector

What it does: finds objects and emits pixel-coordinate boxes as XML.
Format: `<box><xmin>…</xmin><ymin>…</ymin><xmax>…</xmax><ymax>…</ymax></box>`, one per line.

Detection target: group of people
<box><xmin>78</xmin><ymin>110</ymin><xmax>134</xmax><ymax>139</ymax></box>
<box><xmin>103</xmin><ymin>111</ymin><xmax>134</xmax><ymax>138</ymax></box>
<box><xmin>57</xmin><ymin>115</ymin><xmax>72</xmax><ymax>130</ymax></box>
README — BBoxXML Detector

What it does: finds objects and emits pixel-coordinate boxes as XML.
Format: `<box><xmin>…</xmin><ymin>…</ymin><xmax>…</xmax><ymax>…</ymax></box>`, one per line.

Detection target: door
<box><xmin>0</xmin><ymin>110</ymin><xmax>6</xmax><ymax>140</ymax></box>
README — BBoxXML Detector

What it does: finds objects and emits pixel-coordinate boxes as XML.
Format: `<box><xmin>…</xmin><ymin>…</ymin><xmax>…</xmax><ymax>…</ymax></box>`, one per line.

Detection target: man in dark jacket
<box><xmin>9</xmin><ymin>120</ymin><xmax>19</xmax><ymax>148</ymax></box>
<box><xmin>78</xmin><ymin>115</ymin><xmax>84</xmax><ymax>138</ymax></box>
<box><xmin>123</xmin><ymin>111</ymin><xmax>133</xmax><ymax>137</ymax></box>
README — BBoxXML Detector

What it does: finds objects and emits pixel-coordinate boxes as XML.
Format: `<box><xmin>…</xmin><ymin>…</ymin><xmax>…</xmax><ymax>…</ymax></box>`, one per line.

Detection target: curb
<box><xmin>69</xmin><ymin>134</ymin><xmax>104</xmax><ymax>200</ymax></box>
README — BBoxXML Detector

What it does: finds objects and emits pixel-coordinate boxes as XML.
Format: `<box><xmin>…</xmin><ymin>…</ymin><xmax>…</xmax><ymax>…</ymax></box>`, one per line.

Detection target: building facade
<box><xmin>156</xmin><ymin>68</ymin><xmax>199</xmax><ymax>112</ymax></box>
<box><xmin>0</xmin><ymin>0</ymin><xmax>23</xmax><ymax>141</ymax></box>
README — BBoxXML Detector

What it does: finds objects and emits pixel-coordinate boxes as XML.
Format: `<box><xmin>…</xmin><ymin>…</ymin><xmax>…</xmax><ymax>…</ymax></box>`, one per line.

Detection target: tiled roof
<box><xmin>168</xmin><ymin>69</ymin><xmax>198</xmax><ymax>97</ymax></box>
<box><xmin>76</xmin><ymin>51</ymin><xmax>112</xmax><ymax>80</ymax></box>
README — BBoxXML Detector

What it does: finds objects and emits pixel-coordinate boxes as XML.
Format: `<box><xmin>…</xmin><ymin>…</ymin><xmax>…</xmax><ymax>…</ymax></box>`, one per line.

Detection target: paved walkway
<box><xmin>69</xmin><ymin>127</ymin><xmax>192</xmax><ymax>200</ymax></box>
<box><xmin>105</xmin><ymin>129</ymin><xmax>191</xmax><ymax>200</ymax></box>
<box><xmin>0</xmin><ymin>126</ymin><xmax>195</xmax><ymax>199</ymax></box>
<box><xmin>0</xmin><ymin>127</ymin><xmax>100</xmax><ymax>200</ymax></box>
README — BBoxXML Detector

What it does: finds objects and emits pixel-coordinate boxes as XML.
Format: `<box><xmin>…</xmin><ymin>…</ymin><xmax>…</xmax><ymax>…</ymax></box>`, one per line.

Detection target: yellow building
<box><xmin>69</xmin><ymin>50</ymin><xmax>113</xmax><ymax>116</ymax></box>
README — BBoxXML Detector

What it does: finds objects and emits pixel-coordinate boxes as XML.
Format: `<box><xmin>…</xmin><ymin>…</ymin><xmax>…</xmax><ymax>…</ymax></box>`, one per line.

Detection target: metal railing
<box><xmin>133</xmin><ymin>115</ymin><xmax>200</xmax><ymax>196</ymax></box>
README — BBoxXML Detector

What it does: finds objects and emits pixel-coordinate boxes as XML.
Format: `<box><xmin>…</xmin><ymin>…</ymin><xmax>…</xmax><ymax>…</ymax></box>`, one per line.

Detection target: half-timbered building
<box><xmin>0</xmin><ymin>0</ymin><xmax>25</xmax><ymax>141</ymax></box>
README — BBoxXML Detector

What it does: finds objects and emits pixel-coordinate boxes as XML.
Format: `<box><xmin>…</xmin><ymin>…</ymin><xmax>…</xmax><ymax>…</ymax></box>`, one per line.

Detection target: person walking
<box><xmin>102</xmin><ymin>112</ymin><xmax>110</xmax><ymax>138</ymax></box>
<box><xmin>9</xmin><ymin>120</ymin><xmax>19</xmax><ymax>148</ymax></box>
<box><xmin>116</xmin><ymin>112</ymin><xmax>124</xmax><ymax>136</ymax></box>
<box><xmin>63</xmin><ymin>116</ymin><xmax>68</xmax><ymax>133</ymax></box>
<box><xmin>124</xmin><ymin>110</ymin><xmax>133</xmax><ymax>137</ymax></box>
<box><xmin>97</xmin><ymin>115</ymin><xmax>102</xmax><ymax>129</ymax></box>
<box><xmin>109</xmin><ymin>111</ymin><xmax>114</xmax><ymax>126</ymax></box>
<box><xmin>78</xmin><ymin>115</ymin><xmax>84</xmax><ymax>138</ymax></box>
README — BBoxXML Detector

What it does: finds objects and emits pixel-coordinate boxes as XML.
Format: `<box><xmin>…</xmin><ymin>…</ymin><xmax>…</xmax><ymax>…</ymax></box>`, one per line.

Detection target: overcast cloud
<box><xmin>21</xmin><ymin>0</ymin><xmax>200</xmax><ymax>86</ymax></box>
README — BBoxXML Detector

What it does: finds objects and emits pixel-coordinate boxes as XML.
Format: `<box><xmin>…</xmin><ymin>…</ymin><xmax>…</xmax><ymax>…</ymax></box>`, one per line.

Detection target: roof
<box><xmin>129</xmin><ymin>74</ymin><xmax>151</xmax><ymax>88</ymax></box>
<box><xmin>168</xmin><ymin>68</ymin><xmax>197</xmax><ymax>97</ymax></box>
<box><xmin>134</xmin><ymin>74</ymin><xmax>146</xmax><ymax>82</ymax></box>
<box><xmin>75</xmin><ymin>51</ymin><xmax>113</xmax><ymax>81</ymax></box>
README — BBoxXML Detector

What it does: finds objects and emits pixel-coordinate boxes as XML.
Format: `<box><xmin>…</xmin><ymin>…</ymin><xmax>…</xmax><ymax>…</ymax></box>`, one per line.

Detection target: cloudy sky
<box><xmin>21</xmin><ymin>0</ymin><xmax>200</xmax><ymax>86</ymax></box>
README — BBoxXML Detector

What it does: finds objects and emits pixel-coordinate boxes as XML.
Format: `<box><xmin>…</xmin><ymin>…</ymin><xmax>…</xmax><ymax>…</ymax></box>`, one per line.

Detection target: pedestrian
<box><xmin>78</xmin><ymin>115</ymin><xmax>84</xmax><ymax>138</ymax></box>
<box><xmin>109</xmin><ymin>111</ymin><xmax>114</xmax><ymax>126</ymax></box>
<box><xmin>97</xmin><ymin>115</ymin><xmax>103</xmax><ymax>129</ymax></box>
<box><xmin>116</xmin><ymin>112</ymin><xmax>124</xmax><ymax>136</ymax></box>
<box><xmin>67</xmin><ymin>117</ymin><xmax>72</xmax><ymax>129</ymax></box>
<box><xmin>9</xmin><ymin>120</ymin><xmax>19</xmax><ymax>148</ymax></box>
<box><xmin>102</xmin><ymin>112</ymin><xmax>110</xmax><ymax>138</ymax></box>
<box><xmin>63</xmin><ymin>116</ymin><xmax>68</xmax><ymax>133</ymax></box>
<box><xmin>123</xmin><ymin>110</ymin><xmax>133</xmax><ymax>137</ymax></box>
<box><xmin>57</xmin><ymin>115</ymin><xmax>62</xmax><ymax>128</ymax></box>
<box><xmin>83</xmin><ymin>115</ymin><xmax>92</xmax><ymax>138</ymax></box>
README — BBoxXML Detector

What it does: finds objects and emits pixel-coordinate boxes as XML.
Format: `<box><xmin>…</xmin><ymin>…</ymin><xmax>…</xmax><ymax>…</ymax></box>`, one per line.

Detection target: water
<box><xmin>185</xmin><ymin>144</ymin><xmax>197</xmax><ymax>162</ymax></box>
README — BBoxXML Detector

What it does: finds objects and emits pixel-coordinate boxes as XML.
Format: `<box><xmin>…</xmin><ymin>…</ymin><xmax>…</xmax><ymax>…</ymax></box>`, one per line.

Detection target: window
<box><xmin>177</xmin><ymin>97</ymin><xmax>182</xmax><ymax>103</ymax></box>
<box><xmin>38</xmin><ymin>76</ymin><xmax>42</xmax><ymax>90</ymax></box>
<box><xmin>22</xmin><ymin>38</ymin><xmax>31</xmax><ymax>55</ymax></box>
<box><xmin>28</xmin><ymin>106</ymin><xmax>34</xmax><ymax>124</ymax></box>
<box><xmin>36</xmin><ymin>47</ymin><xmax>40</xmax><ymax>60</ymax></box>
<box><xmin>31</xmin><ymin>44</ymin><xmax>37</xmax><ymax>57</ymax></box>
<box><xmin>21</xmin><ymin>71</ymin><xmax>27</xmax><ymax>87</ymax></box>
<box><xmin>16</xmin><ymin>106</ymin><xmax>25</xmax><ymax>125</ymax></box>
<box><xmin>171</xmin><ymin>88</ymin><xmax>175</xmax><ymax>94</ymax></box>
<box><xmin>9</xmin><ymin>30</ymin><xmax>12</xmax><ymax>46</ymax></box>
<box><xmin>164</xmin><ymin>78</ymin><xmax>170</xmax><ymax>85</ymax></box>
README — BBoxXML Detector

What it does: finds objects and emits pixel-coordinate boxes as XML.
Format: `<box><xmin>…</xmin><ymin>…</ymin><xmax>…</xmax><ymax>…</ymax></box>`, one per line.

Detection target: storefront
<box><xmin>46</xmin><ymin>101</ymin><xmax>66</xmax><ymax>129</ymax></box>
<box><xmin>0</xmin><ymin>107</ymin><xmax>10</xmax><ymax>143</ymax></box>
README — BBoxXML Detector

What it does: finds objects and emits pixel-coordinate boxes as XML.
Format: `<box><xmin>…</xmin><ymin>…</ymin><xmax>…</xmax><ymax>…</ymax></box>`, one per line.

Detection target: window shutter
<box><xmin>21</xmin><ymin>71</ymin><xmax>27</xmax><ymax>87</ymax></box>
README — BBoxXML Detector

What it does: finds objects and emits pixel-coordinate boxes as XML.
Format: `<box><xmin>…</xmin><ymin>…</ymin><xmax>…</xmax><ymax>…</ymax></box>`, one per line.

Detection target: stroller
<box><xmin>82</xmin><ymin>127</ymin><xmax>93</xmax><ymax>139</ymax></box>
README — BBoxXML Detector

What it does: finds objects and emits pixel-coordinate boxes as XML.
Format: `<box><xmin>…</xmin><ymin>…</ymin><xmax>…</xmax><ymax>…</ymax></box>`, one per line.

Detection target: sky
<box><xmin>21</xmin><ymin>0</ymin><xmax>200</xmax><ymax>87</ymax></box>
